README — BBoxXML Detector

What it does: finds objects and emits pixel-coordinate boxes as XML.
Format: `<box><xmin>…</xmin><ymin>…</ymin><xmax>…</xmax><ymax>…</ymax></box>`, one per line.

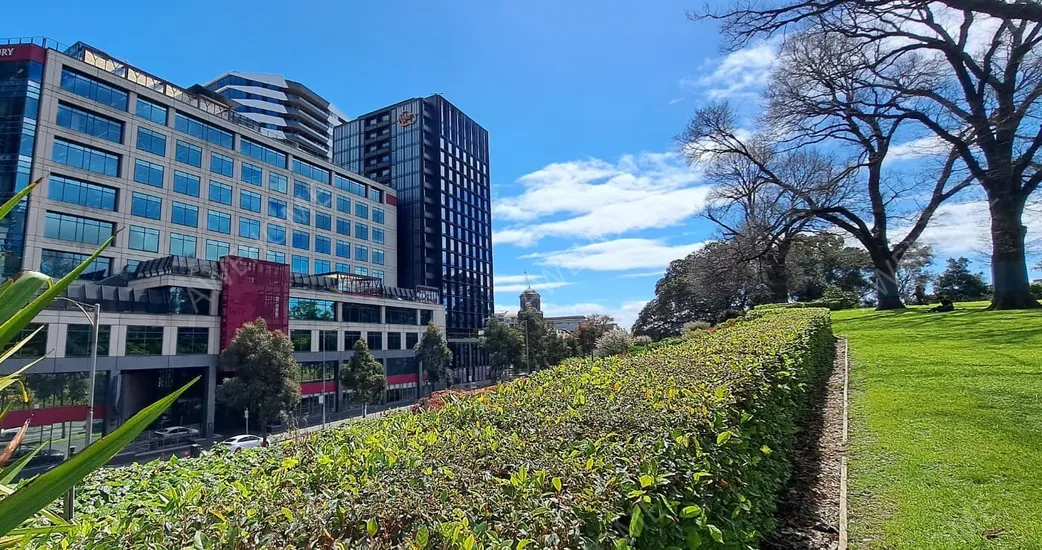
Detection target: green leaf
<box><xmin>0</xmin><ymin>178</ymin><xmax>38</xmax><ymax>221</ymax></box>
<box><xmin>0</xmin><ymin>272</ymin><xmax>49</xmax><ymax>330</ymax></box>
<box><xmin>707</xmin><ymin>524</ymin><xmax>723</xmax><ymax>543</ymax></box>
<box><xmin>0</xmin><ymin>325</ymin><xmax>46</xmax><ymax>365</ymax></box>
<box><xmin>366</xmin><ymin>518</ymin><xmax>377</xmax><ymax>537</ymax></box>
<box><xmin>716</xmin><ymin>431</ymin><xmax>732</xmax><ymax>445</ymax></box>
<box><xmin>629</xmin><ymin>506</ymin><xmax>644</xmax><ymax>538</ymax></box>
<box><xmin>0</xmin><ymin>234</ymin><xmax>113</xmax><ymax>350</ymax></box>
<box><xmin>639</xmin><ymin>474</ymin><xmax>654</xmax><ymax>488</ymax></box>
<box><xmin>0</xmin><ymin>441</ymin><xmax>45</xmax><ymax>485</ymax></box>
<box><xmin>0</xmin><ymin>376</ymin><xmax>198</xmax><ymax>536</ymax></box>
<box><xmin>684</xmin><ymin>527</ymin><xmax>702</xmax><ymax>549</ymax></box>
<box><xmin>281</xmin><ymin>507</ymin><xmax>294</xmax><ymax>522</ymax></box>
<box><xmin>680</xmin><ymin>505</ymin><xmax>702</xmax><ymax>519</ymax></box>
<box><xmin>416</xmin><ymin>525</ymin><xmax>429</xmax><ymax>548</ymax></box>
<box><xmin>551</xmin><ymin>477</ymin><xmax>562</xmax><ymax>492</ymax></box>
<box><xmin>760</xmin><ymin>445</ymin><xmax>772</xmax><ymax>455</ymax></box>
<box><xmin>516</xmin><ymin>539</ymin><xmax>532</xmax><ymax>550</ymax></box>
<box><xmin>462</xmin><ymin>535</ymin><xmax>475</xmax><ymax>550</ymax></box>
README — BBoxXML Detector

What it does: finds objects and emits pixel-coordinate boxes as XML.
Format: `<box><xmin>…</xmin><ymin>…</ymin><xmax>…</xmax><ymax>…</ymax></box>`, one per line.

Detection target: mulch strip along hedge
<box><xmin>32</xmin><ymin>308</ymin><xmax>834</xmax><ymax>549</ymax></box>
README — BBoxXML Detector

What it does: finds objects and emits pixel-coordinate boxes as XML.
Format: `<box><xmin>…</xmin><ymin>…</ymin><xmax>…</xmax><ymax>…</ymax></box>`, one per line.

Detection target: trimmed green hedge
<box><xmin>34</xmin><ymin>309</ymin><xmax>834</xmax><ymax>549</ymax></box>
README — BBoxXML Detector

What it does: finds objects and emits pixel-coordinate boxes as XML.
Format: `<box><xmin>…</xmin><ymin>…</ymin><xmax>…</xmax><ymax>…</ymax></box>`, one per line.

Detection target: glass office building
<box><xmin>334</xmin><ymin>95</ymin><xmax>493</xmax><ymax>380</ymax></box>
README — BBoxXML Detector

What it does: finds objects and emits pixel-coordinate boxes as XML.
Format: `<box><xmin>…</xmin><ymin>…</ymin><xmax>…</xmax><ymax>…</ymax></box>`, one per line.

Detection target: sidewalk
<box><xmin>272</xmin><ymin>403</ymin><xmax>413</xmax><ymax>441</ymax></box>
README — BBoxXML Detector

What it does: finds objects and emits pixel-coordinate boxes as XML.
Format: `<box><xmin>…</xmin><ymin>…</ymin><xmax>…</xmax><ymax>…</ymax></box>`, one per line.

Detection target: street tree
<box><xmin>480</xmin><ymin>315</ymin><xmax>524</xmax><ymax>381</ymax></box>
<box><xmin>573</xmin><ymin>314</ymin><xmax>617</xmax><ymax>356</ymax></box>
<box><xmin>218</xmin><ymin>318</ymin><xmax>301</xmax><ymax>433</ymax></box>
<box><xmin>341</xmin><ymin>339</ymin><xmax>385</xmax><ymax>417</ymax></box>
<box><xmin>415</xmin><ymin>322</ymin><xmax>453</xmax><ymax>389</ymax></box>
<box><xmin>936</xmin><ymin>257</ymin><xmax>991</xmax><ymax>301</ymax></box>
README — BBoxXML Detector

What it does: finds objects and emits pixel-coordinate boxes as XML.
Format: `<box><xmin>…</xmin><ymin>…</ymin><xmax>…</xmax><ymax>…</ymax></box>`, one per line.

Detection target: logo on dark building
<box><xmin>398</xmin><ymin>110</ymin><xmax>417</xmax><ymax>127</ymax></box>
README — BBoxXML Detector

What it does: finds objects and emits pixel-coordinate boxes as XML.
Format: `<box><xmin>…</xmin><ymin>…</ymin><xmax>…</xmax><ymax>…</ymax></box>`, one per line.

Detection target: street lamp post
<box><xmin>56</xmin><ymin>298</ymin><xmax>101</xmax><ymax>448</ymax></box>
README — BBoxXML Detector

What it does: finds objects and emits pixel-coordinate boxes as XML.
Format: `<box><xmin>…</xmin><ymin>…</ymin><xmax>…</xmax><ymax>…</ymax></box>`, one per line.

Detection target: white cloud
<box><xmin>522</xmin><ymin>238</ymin><xmax>706</xmax><ymax>272</ymax></box>
<box><xmin>494</xmin><ymin>281</ymin><xmax>574</xmax><ymax>294</ymax></box>
<box><xmin>619</xmin><ymin>270</ymin><xmax>665</xmax><ymax>279</ymax></box>
<box><xmin>886</xmin><ymin>135</ymin><xmax>950</xmax><ymax>163</ymax></box>
<box><xmin>901</xmin><ymin>199</ymin><xmax>1042</xmax><ymax>256</ymax></box>
<box><xmin>684</xmin><ymin>39</ymin><xmax>779</xmax><ymax>100</ymax></box>
<box><xmin>493</xmin><ymin>152</ymin><xmax>710</xmax><ymax>247</ymax></box>
<box><xmin>494</xmin><ymin>274</ymin><xmax>544</xmax><ymax>285</ymax></box>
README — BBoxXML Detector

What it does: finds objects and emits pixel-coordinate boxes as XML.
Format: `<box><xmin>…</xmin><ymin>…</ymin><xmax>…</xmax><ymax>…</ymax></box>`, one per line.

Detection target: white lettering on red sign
<box><xmin>0</xmin><ymin>48</ymin><xmax>15</xmax><ymax>57</ymax></box>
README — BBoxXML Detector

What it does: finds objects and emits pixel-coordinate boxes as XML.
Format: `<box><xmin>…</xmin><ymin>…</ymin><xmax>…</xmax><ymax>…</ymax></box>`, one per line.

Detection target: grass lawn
<box><xmin>833</xmin><ymin>302</ymin><xmax>1042</xmax><ymax>549</ymax></box>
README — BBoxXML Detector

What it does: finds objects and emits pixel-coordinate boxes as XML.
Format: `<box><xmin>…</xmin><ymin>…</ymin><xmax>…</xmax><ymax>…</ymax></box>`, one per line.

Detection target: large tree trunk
<box><xmin>870</xmin><ymin>247</ymin><xmax>905</xmax><ymax>310</ymax></box>
<box><xmin>988</xmin><ymin>192</ymin><xmax>1041</xmax><ymax>310</ymax></box>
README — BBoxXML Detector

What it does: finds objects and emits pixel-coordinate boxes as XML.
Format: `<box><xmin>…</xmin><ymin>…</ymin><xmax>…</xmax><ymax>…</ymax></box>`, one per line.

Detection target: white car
<box><xmin>153</xmin><ymin>426</ymin><xmax>199</xmax><ymax>440</ymax></box>
<box><xmin>221</xmin><ymin>434</ymin><xmax>263</xmax><ymax>452</ymax></box>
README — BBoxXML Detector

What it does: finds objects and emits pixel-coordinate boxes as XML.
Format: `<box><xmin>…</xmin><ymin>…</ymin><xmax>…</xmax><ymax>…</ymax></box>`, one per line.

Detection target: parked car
<box><xmin>153</xmin><ymin>426</ymin><xmax>199</xmax><ymax>440</ymax></box>
<box><xmin>0</xmin><ymin>428</ymin><xmax>20</xmax><ymax>443</ymax></box>
<box><xmin>221</xmin><ymin>434</ymin><xmax>263</xmax><ymax>452</ymax></box>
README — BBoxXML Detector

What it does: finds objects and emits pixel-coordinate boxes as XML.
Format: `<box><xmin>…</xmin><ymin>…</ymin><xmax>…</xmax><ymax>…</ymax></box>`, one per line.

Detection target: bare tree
<box><xmin>699</xmin><ymin>0</ymin><xmax>1042</xmax><ymax>309</ymax></box>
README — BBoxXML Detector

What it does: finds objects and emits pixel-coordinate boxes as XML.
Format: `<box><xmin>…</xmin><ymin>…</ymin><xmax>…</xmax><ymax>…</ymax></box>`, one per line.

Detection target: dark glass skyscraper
<box><xmin>334</xmin><ymin>95</ymin><xmax>493</xmax><ymax>379</ymax></box>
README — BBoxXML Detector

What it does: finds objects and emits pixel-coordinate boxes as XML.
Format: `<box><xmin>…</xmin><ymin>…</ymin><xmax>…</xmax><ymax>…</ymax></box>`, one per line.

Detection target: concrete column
<box><xmin>204</xmin><ymin>363</ymin><xmax>217</xmax><ymax>439</ymax></box>
<box><xmin>162</xmin><ymin>326</ymin><xmax>178</xmax><ymax>355</ymax></box>
<box><xmin>209</xmin><ymin>290</ymin><xmax>222</xmax><ymax>316</ymax></box>
<box><xmin>311</xmin><ymin>329</ymin><xmax>319</xmax><ymax>352</ymax></box>
<box><xmin>51</xmin><ymin>323</ymin><xmax>67</xmax><ymax>359</ymax></box>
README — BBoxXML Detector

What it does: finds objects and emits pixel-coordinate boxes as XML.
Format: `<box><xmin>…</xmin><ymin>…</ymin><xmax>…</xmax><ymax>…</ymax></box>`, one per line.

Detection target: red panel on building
<box><xmin>0</xmin><ymin>44</ymin><xmax>47</xmax><ymax>64</ymax></box>
<box><xmin>387</xmin><ymin>374</ymin><xmax>420</xmax><ymax>385</ymax></box>
<box><xmin>300</xmin><ymin>380</ymin><xmax>337</xmax><ymax>396</ymax></box>
<box><xmin>0</xmin><ymin>405</ymin><xmax>106</xmax><ymax>429</ymax></box>
<box><xmin>385</xmin><ymin>195</ymin><xmax>397</xmax><ymax>206</ymax></box>
<box><xmin>219</xmin><ymin>256</ymin><xmax>291</xmax><ymax>351</ymax></box>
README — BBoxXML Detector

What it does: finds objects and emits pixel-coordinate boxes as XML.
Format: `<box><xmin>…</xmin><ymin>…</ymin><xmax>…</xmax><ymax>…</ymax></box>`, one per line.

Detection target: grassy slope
<box><xmin>833</xmin><ymin>302</ymin><xmax>1042</xmax><ymax>549</ymax></box>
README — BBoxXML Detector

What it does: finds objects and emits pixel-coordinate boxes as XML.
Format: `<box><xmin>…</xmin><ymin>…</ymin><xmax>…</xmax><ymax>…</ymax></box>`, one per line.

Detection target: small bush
<box><xmin>822</xmin><ymin>285</ymin><xmax>860</xmax><ymax>310</ymax></box>
<box><xmin>1031</xmin><ymin>282</ymin><xmax>1042</xmax><ymax>300</ymax></box>
<box><xmin>45</xmin><ymin>309</ymin><xmax>835</xmax><ymax>549</ymax></box>
<box><xmin>594</xmin><ymin>329</ymin><xmax>634</xmax><ymax>358</ymax></box>
<box><xmin>682</xmin><ymin>320</ymin><xmax>711</xmax><ymax>333</ymax></box>
<box><xmin>632</xmin><ymin>335</ymin><xmax>652</xmax><ymax>347</ymax></box>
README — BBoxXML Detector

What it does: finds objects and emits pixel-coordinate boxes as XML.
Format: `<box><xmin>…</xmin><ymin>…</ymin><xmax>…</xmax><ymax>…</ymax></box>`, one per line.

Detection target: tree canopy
<box><xmin>218</xmin><ymin>318</ymin><xmax>301</xmax><ymax>432</ymax></box>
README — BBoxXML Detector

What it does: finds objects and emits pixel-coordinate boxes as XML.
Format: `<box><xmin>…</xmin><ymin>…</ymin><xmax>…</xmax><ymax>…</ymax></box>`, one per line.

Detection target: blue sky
<box><xmin>7</xmin><ymin>1</ymin><xmax>1040</xmax><ymax>327</ymax></box>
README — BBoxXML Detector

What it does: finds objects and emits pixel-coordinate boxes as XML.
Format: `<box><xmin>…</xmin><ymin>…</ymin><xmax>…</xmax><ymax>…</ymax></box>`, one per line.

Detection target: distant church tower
<box><xmin>519</xmin><ymin>272</ymin><xmax>542</xmax><ymax>313</ymax></box>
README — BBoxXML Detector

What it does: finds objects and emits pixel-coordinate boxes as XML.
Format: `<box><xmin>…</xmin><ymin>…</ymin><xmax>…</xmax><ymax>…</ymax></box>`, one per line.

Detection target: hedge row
<box><xmin>32</xmin><ymin>309</ymin><xmax>834</xmax><ymax>549</ymax></box>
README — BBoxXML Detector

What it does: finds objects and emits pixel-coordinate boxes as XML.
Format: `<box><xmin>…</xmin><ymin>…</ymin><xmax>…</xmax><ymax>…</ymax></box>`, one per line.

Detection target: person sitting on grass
<box><xmin>928</xmin><ymin>297</ymin><xmax>954</xmax><ymax>313</ymax></box>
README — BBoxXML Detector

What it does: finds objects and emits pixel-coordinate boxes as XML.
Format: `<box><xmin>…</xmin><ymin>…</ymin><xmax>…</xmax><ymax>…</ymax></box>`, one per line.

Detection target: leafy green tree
<box><xmin>480</xmin><ymin>315</ymin><xmax>524</xmax><ymax>381</ymax></box>
<box><xmin>517</xmin><ymin>308</ymin><xmax>553</xmax><ymax>372</ymax></box>
<box><xmin>546</xmin><ymin>330</ymin><xmax>577</xmax><ymax>367</ymax></box>
<box><xmin>218</xmin><ymin>318</ymin><xmax>301</xmax><ymax>432</ymax></box>
<box><xmin>342</xmin><ymin>339</ymin><xmax>386</xmax><ymax>417</ymax></box>
<box><xmin>415</xmin><ymin>322</ymin><xmax>452</xmax><ymax>389</ymax></box>
<box><xmin>786</xmin><ymin>234</ymin><xmax>872</xmax><ymax>302</ymax></box>
<box><xmin>573</xmin><ymin>315</ymin><xmax>616</xmax><ymax>356</ymax></box>
<box><xmin>935</xmin><ymin>258</ymin><xmax>992</xmax><ymax>302</ymax></box>
<box><xmin>594</xmin><ymin>330</ymin><xmax>635</xmax><ymax>358</ymax></box>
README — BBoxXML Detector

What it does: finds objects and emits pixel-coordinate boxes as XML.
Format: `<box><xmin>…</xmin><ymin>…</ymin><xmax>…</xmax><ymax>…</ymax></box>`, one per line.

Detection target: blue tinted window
<box><xmin>40</xmin><ymin>250</ymin><xmax>111</xmax><ymax>280</ymax></box>
<box><xmin>336</xmin><ymin>240</ymin><xmax>351</xmax><ymax>258</ymax></box>
<box><xmin>314</xmin><ymin>259</ymin><xmax>331</xmax><ymax>273</ymax></box>
<box><xmin>293</xmin><ymin>204</ymin><xmax>310</xmax><ymax>225</ymax></box>
<box><xmin>208</xmin><ymin>180</ymin><xmax>232</xmax><ymax>205</ymax></box>
<box><xmin>241</xmin><ymin>162</ymin><xmax>263</xmax><ymax>186</ymax></box>
<box><xmin>211</xmin><ymin>152</ymin><xmax>234</xmax><ymax>177</ymax></box>
<box><xmin>269</xmin><ymin>198</ymin><xmax>287</xmax><ymax>219</ymax></box>
<box><xmin>335</xmin><ymin>262</ymin><xmax>350</xmax><ymax>273</ymax></box>
<box><xmin>291</xmin><ymin>255</ymin><xmax>309</xmax><ymax>274</ymax></box>
<box><xmin>292</xmin><ymin>230</ymin><xmax>310</xmax><ymax>250</ymax></box>
<box><xmin>57</xmin><ymin>104</ymin><xmax>123</xmax><ymax>143</ymax></box>
<box><xmin>60</xmin><ymin>69</ymin><xmax>128</xmax><ymax>110</ymax></box>
<box><xmin>336</xmin><ymin>217</ymin><xmax>351</xmax><ymax>236</ymax></box>
<box><xmin>316</xmin><ymin>189</ymin><xmax>332</xmax><ymax>208</ymax></box>
<box><xmin>334</xmin><ymin>174</ymin><xmax>366</xmax><ymax>197</ymax></box>
<box><xmin>171</xmin><ymin>201</ymin><xmax>199</xmax><ymax>227</ymax></box>
<box><xmin>355</xmin><ymin>202</ymin><xmax>369</xmax><ymax>219</ymax></box>
<box><xmin>135</xmin><ymin>97</ymin><xmax>167</xmax><ymax>124</ymax></box>
<box><xmin>52</xmin><ymin>138</ymin><xmax>119</xmax><ymax>176</ymax></box>
<box><xmin>267</xmin><ymin>251</ymin><xmax>286</xmax><ymax>264</ymax></box>
<box><xmin>128</xmin><ymin>225</ymin><xmax>160</xmax><ymax>252</ymax></box>
<box><xmin>355</xmin><ymin>266</ymin><xmax>368</xmax><ymax>276</ymax></box>
<box><xmin>355</xmin><ymin>245</ymin><xmax>368</xmax><ymax>262</ymax></box>
<box><xmin>372</xmin><ymin>208</ymin><xmax>385</xmax><ymax>224</ymax></box>
<box><xmin>169</xmin><ymin>233</ymin><xmax>197</xmax><ymax>257</ymax></box>
<box><xmin>269</xmin><ymin>172</ymin><xmax>288</xmax><ymax>193</ymax></box>
<box><xmin>205</xmin><ymin>239</ymin><xmax>230</xmax><ymax>261</ymax></box>
<box><xmin>47</xmin><ymin>175</ymin><xmax>117</xmax><ymax>211</ymax></box>
<box><xmin>292</xmin><ymin>159</ymin><xmax>330</xmax><ymax>183</ymax></box>
<box><xmin>175</xmin><ymin>140</ymin><xmax>202</xmax><ymax>167</ymax></box>
<box><xmin>174</xmin><ymin>113</ymin><xmax>233</xmax><ymax>149</ymax></box>
<box><xmin>315</xmin><ymin>212</ymin><xmax>331</xmax><ymax>231</ymax></box>
<box><xmin>130</xmin><ymin>192</ymin><xmax>162</xmax><ymax>220</ymax></box>
<box><xmin>355</xmin><ymin>223</ymin><xmax>369</xmax><ymax>241</ymax></box>
<box><xmin>373</xmin><ymin>248</ymin><xmax>385</xmax><ymax>265</ymax></box>
<box><xmin>267</xmin><ymin>223</ymin><xmax>286</xmax><ymax>245</ymax></box>
<box><xmin>136</xmin><ymin>127</ymin><xmax>166</xmax><ymax>156</ymax></box>
<box><xmin>238</xmin><ymin>245</ymin><xmax>260</xmax><ymax>259</ymax></box>
<box><xmin>239</xmin><ymin>217</ymin><xmax>261</xmax><ymax>240</ymax></box>
<box><xmin>293</xmin><ymin>180</ymin><xmax>310</xmax><ymax>201</ymax></box>
<box><xmin>373</xmin><ymin>228</ymin><xmax>385</xmax><ymax>244</ymax></box>
<box><xmin>368</xmin><ymin>188</ymin><xmax>382</xmax><ymax>203</ymax></box>
<box><xmin>240</xmin><ymin>189</ymin><xmax>261</xmax><ymax>213</ymax></box>
<box><xmin>134</xmin><ymin>159</ymin><xmax>164</xmax><ymax>188</ymax></box>
<box><xmin>336</xmin><ymin>195</ymin><xmax>351</xmax><ymax>213</ymax></box>
<box><xmin>207</xmin><ymin>210</ymin><xmax>231</xmax><ymax>234</ymax></box>
<box><xmin>240</xmin><ymin>137</ymin><xmax>286</xmax><ymax>168</ymax></box>
<box><xmin>315</xmin><ymin>236</ymin><xmax>331</xmax><ymax>254</ymax></box>
<box><xmin>44</xmin><ymin>211</ymin><xmax>114</xmax><ymax>245</ymax></box>
<box><xmin>173</xmin><ymin>171</ymin><xmax>201</xmax><ymax>197</ymax></box>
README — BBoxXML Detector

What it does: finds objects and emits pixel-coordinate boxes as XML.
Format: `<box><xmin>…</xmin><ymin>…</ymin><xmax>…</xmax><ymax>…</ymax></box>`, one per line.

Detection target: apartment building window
<box><xmin>205</xmin><ymin>239</ymin><xmax>230</xmax><ymax>261</ymax></box>
<box><xmin>368</xmin><ymin>188</ymin><xmax>382</xmax><ymax>202</ymax></box>
<box><xmin>269</xmin><ymin>198</ymin><xmax>287</xmax><ymax>219</ymax></box>
<box><xmin>314</xmin><ymin>259</ymin><xmax>331</xmax><ymax>273</ymax></box>
<box><xmin>52</xmin><ymin>138</ymin><xmax>119</xmax><ymax>176</ymax></box>
<box><xmin>343</xmin><ymin>303</ymin><xmax>381</xmax><ymax>324</ymax></box>
<box><xmin>134</xmin><ymin>159</ymin><xmax>164</xmax><ymax>188</ymax></box>
<box><xmin>292</xmin><ymin>230</ymin><xmax>310</xmax><ymax>250</ymax></box>
<box><xmin>169</xmin><ymin>233</ymin><xmax>197</xmax><ymax>257</ymax></box>
<box><xmin>211</xmin><ymin>152</ymin><xmax>234</xmax><ymax>177</ymax></box>
<box><xmin>335</xmin><ymin>262</ymin><xmax>350</xmax><ymax>273</ymax></box>
<box><xmin>315</xmin><ymin>212</ymin><xmax>331</xmax><ymax>231</ymax></box>
<box><xmin>171</xmin><ymin>202</ymin><xmax>198</xmax><ymax>227</ymax></box>
<box><xmin>366</xmin><ymin>332</ymin><xmax>383</xmax><ymax>351</ymax></box>
<box><xmin>135</xmin><ymin>97</ymin><xmax>167</xmax><ymax>124</ymax></box>
<box><xmin>6</xmin><ymin>324</ymin><xmax>47</xmax><ymax>358</ymax></box>
<box><xmin>316</xmin><ymin>189</ymin><xmax>332</xmax><ymax>208</ymax></box>
<box><xmin>387</xmin><ymin>332</ymin><xmax>402</xmax><ymax>350</ymax></box>
<box><xmin>291</xmin><ymin>255</ymin><xmax>309</xmax><ymax>274</ymax></box>
<box><xmin>208</xmin><ymin>180</ymin><xmax>232</xmax><ymax>205</ymax></box>
<box><xmin>293</xmin><ymin>180</ymin><xmax>311</xmax><ymax>201</ymax></box>
<box><xmin>266</xmin><ymin>250</ymin><xmax>286</xmax><ymax>264</ymax></box>
<box><xmin>60</xmin><ymin>68</ymin><xmax>128</xmax><ymax>109</ymax></box>
<box><xmin>420</xmin><ymin>310</ymin><xmax>433</xmax><ymax>325</ymax></box>
<box><xmin>239</xmin><ymin>217</ymin><xmax>261</xmax><ymax>240</ymax></box>
<box><xmin>269</xmin><ymin>172</ymin><xmax>288</xmax><ymax>193</ymax></box>
<box><xmin>289</xmin><ymin>298</ymin><xmax>335</xmax><ymax>321</ymax></box>
<box><xmin>336</xmin><ymin>195</ymin><xmax>351</xmax><ymax>213</ymax></box>
<box><xmin>240</xmin><ymin>189</ymin><xmax>262</xmax><ymax>212</ymax></box>
<box><xmin>57</xmin><ymin>103</ymin><xmax>123</xmax><ymax>143</ymax></box>
<box><xmin>207</xmin><ymin>210</ymin><xmax>231</xmax><ymax>234</ymax></box>
<box><xmin>314</xmin><ymin>235</ymin><xmax>331</xmax><ymax>255</ymax></box>
<box><xmin>319</xmin><ymin>330</ymin><xmax>338</xmax><ymax>352</ymax></box>
<box><xmin>372</xmin><ymin>269</ymin><xmax>384</xmax><ymax>283</ymax></box>
<box><xmin>373</xmin><ymin>208</ymin><xmax>385</xmax><ymax>224</ymax></box>
<box><xmin>237</xmin><ymin>245</ymin><xmax>260</xmax><ymax>259</ymax></box>
<box><xmin>355</xmin><ymin>245</ymin><xmax>368</xmax><ymax>262</ymax></box>
<box><xmin>130</xmin><ymin>192</ymin><xmax>162</xmax><ymax>220</ymax></box>
<box><xmin>336</xmin><ymin>240</ymin><xmax>351</xmax><ymax>258</ymax></box>
<box><xmin>176</xmin><ymin>327</ymin><xmax>209</xmax><ymax>355</ymax></box>
<box><xmin>355</xmin><ymin>266</ymin><xmax>368</xmax><ymax>276</ymax></box>
<box><xmin>291</xmin><ymin>330</ymin><xmax>312</xmax><ymax>352</ymax></box>
<box><xmin>128</xmin><ymin>225</ymin><xmax>160</xmax><ymax>252</ymax></box>
<box><xmin>240</xmin><ymin>137</ymin><xmax>286</xmax><ymax>168</ymax></box>
<box><xmin>174</xmin><ymin>171</ymin><xmax>201</xmax><ymax>197</ymax></box>
<box><xmin>406</xmin><ymin>332</ymin><xmax>419</xmax><ymax>349</ymax></box>
<box><xmin>292</xmin><ymin>159</ymin><xmax>330</xmax><ymax>184</ymax></box>
<box><xmin>372</xmin><ymin>249</ymin><xmax>385</xmax><ymax>266</ymax></box>
<box><xmin>344</xmin><ymin>331</ymin><xmax>362</xmax><ymax>349</ymax></box>
<box><xmin>174</xmin><ymin>112</ymin><xmax>233</xmax><ymax>149</ymax></box>
<box><xmin>372</xmin><ymin>228</ymin><xmax>385</xmax><ymax>244</ymax></box>
<box><xmin>355</xmin><ymin>202</ymin><xmax>368</xmax><ymax>219</ymax></box>
<box><xmin>336</xmin><ymin>217</ymin><xmax>351</xmax><ymax>236</ymax></box>
<box><xmin>44</xmin><ymin>212</ymin><xmax>113</xmax><ymax>245</ymax></box>
<box><xmin>267</xmin><ymin>223</ymin><xmax>286</xmax><ymax>245</ymax></box>
<box><xmin>125</xmin><ymin>326</ymin><xmax>164</xmax><ymax>355</ymax></box>
<box><xmin>241</xmin><ymin>162</ymin><xmax>263</xmax><ymax>186</ymax></box>
<box><xmin>40</xmin><ymin>250</ymin><xmax>111</xmax><ymax>279</ymax></box>
<box><xmin>293</xmin><ymin>204</ymin><xmax>310</xmax><ymax>225</ymax></box>
<box><xmin>175</xmin><ymin>140</ymin><xmax>202</xmax><ymax>167</ymax></box>
<box><xmin>47</xmin><ymin>175</ymin><xmax>117</xmax><ymax>211</ymax></box>
<box><xmin>355</xmin><ymin>223</ymin><xmax>368</xmax><ymax>241</ymax></box>
<box><xmin>66</xmin><ymin>324</ymin><xmax>111</xmax><ymax>357</ymax></box>
<box><xmin>134</xmin><ymin>127</ymin><xmax>166</xmax><ymax>157</ymax></box>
